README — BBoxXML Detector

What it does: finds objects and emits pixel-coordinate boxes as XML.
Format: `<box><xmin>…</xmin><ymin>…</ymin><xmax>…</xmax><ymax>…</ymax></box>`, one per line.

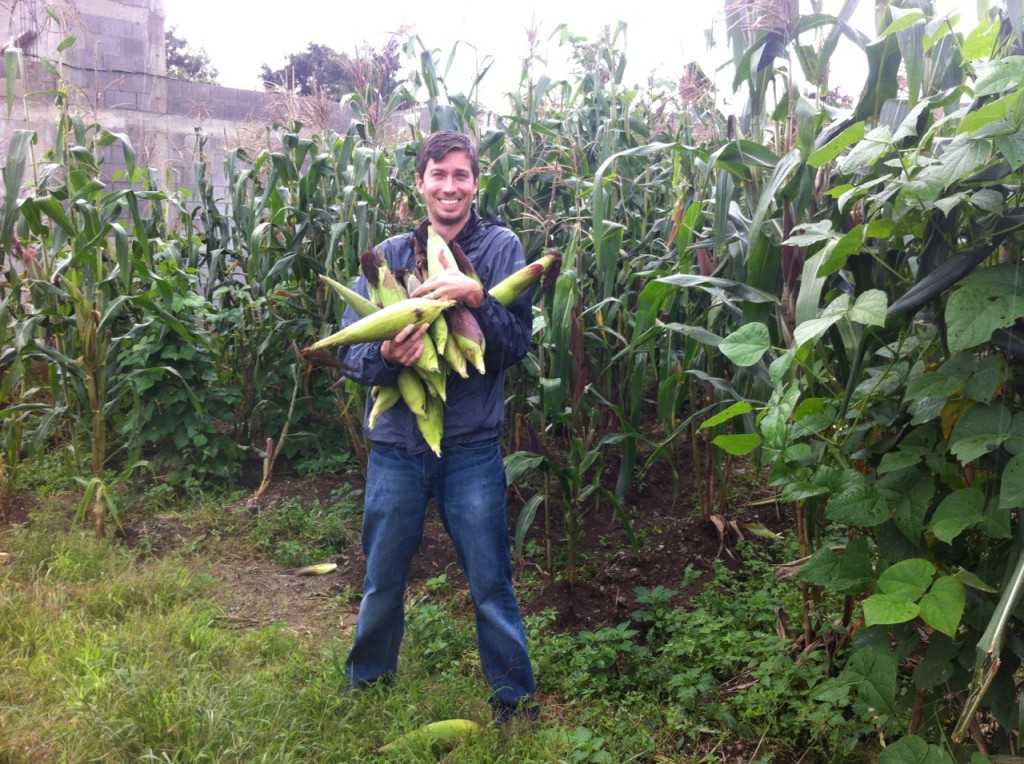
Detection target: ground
<box><xmin>0</xmin><ymin>447</ymin><xmax>794</xmax><ymax>762</ymax></box>
<box><xmin>2</xmin><ymin>442</ymin><xmax>788</xmax><ymax>642</ymax></box>
<box><xmin>106</xmin><ymin>444</ymin><xmax>789</xmax><ymax>643</ymax></box>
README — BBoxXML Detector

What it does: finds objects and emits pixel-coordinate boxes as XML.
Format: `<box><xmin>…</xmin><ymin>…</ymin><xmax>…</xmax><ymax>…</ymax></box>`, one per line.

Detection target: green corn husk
<box><xmin>489</xmin><ymin>252</ymin><xmax>563</xmax><ymax>307</ymax></box>
<box><xmin>426</xmin><ymin>225</ymin><xmax>459</xmax><ymax>278</ymax></box>
<box><xmin>416</xmin><ymin>364</ymin><xmax>448</xmax><ymax>401</ymax></box>
<box><xmin>442</xmin><ymin>323</ymin><xmax>469</xmax><ymax>378</ymax></box>
<box><xmin>306</xmin><ymin>298</ymin><xmax>455</xmax><ymax>351</ymax></box>
<box><xmin>447</xmin><ymin>303</ymin><xmax>486</xmax><ymax>375</ymax></box>
<box><xmin>416</xmin><ymin>394</ymin><xmax>444</xmax><ymax>457</ymax></box>
<box><xmin>368</xmin><ymin>384</ymin><xmax>402</xmax><ymax>429</ymax></box>
<box><xmin>397</xmin><ymin>367</ymin><xmax>428</xmax><ymax>417</ymax></box>
<box><xmin>319</xmin><ymin>274</ymin><xmax>379</xmax><ymax>318</ymax></box>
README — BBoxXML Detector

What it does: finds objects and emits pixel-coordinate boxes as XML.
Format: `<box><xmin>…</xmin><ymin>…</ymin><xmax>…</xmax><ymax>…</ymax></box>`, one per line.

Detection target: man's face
<box><xmin>416</xmin><ymin>150</ymin><xmax>478</xmax><ymax>233</ymax></box>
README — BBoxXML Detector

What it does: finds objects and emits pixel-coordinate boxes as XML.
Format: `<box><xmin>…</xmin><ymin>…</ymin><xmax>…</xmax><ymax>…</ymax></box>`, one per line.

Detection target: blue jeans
<box><xmin>345</xmin><ymin>438</ymin><xmax>536</xmax><ymax>708</ymax></box>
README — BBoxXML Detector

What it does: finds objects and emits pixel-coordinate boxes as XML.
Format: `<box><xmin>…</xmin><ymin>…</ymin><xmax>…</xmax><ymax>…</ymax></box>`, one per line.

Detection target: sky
<box><xmin>162</xmin><ymin>0</ymin><xmax>982</xmax><ymax>113</ymax></box>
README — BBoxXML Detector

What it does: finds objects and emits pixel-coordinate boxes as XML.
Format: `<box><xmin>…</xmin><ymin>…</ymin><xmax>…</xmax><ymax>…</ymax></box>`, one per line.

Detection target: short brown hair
<box><xmin>415</xmin><ymin>130</ymin><xmax>480</xmax><ymax>180</ymax></box>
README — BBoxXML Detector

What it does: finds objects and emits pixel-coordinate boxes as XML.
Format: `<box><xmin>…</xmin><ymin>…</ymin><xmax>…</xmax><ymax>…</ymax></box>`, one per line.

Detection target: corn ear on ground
<box><xmin>288</xmin><ymin>562</ymin><xmax>338</xmax><ymax>576</ymax></box>
<box><xmin>378</xmin><ymin>719</ymin><xmax>483</xmax><ymax>753</ymax></box>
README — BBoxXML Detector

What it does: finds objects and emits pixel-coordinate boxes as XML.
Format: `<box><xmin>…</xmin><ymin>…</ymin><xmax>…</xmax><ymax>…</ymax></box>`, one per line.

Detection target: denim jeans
<box><xmin>345</xmin><ymin>438</ymin><xmax>537</xmax><ymax>708</ymax></box>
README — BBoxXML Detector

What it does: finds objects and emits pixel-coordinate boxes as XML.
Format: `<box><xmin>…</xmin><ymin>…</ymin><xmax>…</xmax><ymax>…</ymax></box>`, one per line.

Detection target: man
<box><xmin>338</xmin><ymin>130</ymin><xmax>538</xmax><ymax>722</ymax></box>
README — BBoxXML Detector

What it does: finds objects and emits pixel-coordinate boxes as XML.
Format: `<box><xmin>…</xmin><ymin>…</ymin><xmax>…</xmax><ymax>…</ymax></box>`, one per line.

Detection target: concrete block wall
<box><xmin>0</xmin><ymin>0</ymin><xmax>352</xmax><ymax>210</ymax></box>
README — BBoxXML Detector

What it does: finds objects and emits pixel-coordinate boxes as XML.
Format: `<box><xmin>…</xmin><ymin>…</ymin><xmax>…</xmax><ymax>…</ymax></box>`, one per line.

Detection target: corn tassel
<box><xmin>489</xmin><ymin>252</ymin><xmax>563</xmax><ymax>307</ymax></box>
<box><xmin>368</xmin><ymin>384</ymin><xmax>402</xmax><ymax>429</ymax></box>
<box><xmin>447</xmin><ymin>303</ymin><xmax>487</xmax><ymax>375</ymax></box>
<box><xmin>416</xmin><ymin>395</ymin><xmax>444</xmax><ymax>457</ymax></box>
<box><xmin>397</xmin><ymin>367</ymin><xmax>428</xmax><ymax>418</ymax></box>
<box><xmin>306</xmin><ymin>298</ymin><xmax>455</xmax><ymax>350</ymax></box>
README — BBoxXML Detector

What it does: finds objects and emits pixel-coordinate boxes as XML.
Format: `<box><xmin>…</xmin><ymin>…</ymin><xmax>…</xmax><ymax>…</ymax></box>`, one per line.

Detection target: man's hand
<box><xmin>412</xmin><ymin>270</ymin><xmax>486</xmax><ymax>308</ymax></box>
<box><xmin>381</xmin><ymin>323</ymin><xmax>430</xmax><ymax>366</ymax></box>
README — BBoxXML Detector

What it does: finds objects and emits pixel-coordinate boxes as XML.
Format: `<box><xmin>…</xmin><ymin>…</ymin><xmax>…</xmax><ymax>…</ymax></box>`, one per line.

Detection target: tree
<box><xmin>165</xmin><ymin>25</ymin><xmax>219</xmax><ymax>83</ymax></box>
<box><xmin>260</xmin><ymin>39</ymin><xmax>404</xmax><ymax>100</ymax></box>
<box><xmin>261</xmin><ymin>43</ymin><xmax>352</xmax><ymax>98</ymax></box>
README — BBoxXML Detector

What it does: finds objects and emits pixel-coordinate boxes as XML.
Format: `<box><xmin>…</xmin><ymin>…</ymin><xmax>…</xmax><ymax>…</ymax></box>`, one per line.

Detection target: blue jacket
<box><xmin>338</xmin><ymin>210</ymin><xmax>532</xmax><ymax>453</ymax></box>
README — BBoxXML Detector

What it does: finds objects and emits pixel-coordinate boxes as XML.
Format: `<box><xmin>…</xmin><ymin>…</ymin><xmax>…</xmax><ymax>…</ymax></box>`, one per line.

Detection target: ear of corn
<box><xmin>306</xmin><ymin>298</ymin><xmax>455</xmax><ymax>351</ymax></box>
<box><xmin>447</xmin><ymin>303</ymin><xmax>487</xmax><ymax>375</ymax></box>
<box><xmin>449</xmin><ymin>240</ymin><xmax>484</xmax><ymax>288</ymax></box>
<box><xmin>412</xmin><ymin>330</ymin><xmax>440</xmax><ymax>375</ymax></box>
<box><xmin>442</xmin><ymin>326</ymin><xmax>469</xmax><ymax>378</ymax></box>
<box><xmin>489</xmin><ymin>252</ymin><xmax>563</xmax><ymax>306</ymax></box>
<box><xmin>428</xmin><ymin>306</ymin><xmax>449</xmax><ymax>355</ymax></box>
<box><xmin>289</xmin><ymin>562</ymin><xmax>338</xmax><ymax>576</ymax></box>
<box><xmin>397</xmin><ymin>367</ymin><xmax>428</xmax><ymax>417</ymax></box>
<box><xmin>319</xmin><ymin>274</ymin><xmax>379</xmax><ymax>318</ymax></box>
<box><xmin>426</xmin><ymin>225</ymin><xmax>459</xmax><ymax>278</ymax></box>
<box><xmin>416</xmin><ymin>395</ymin><xmax>444</xmax><ymax>457</ymax></box>
<box><xmin>368</xmin><ymin>384</ymin><xmax>402</xmax><ymax>429</ymax></box>
<box><xmin>361</xmin><ymin>248</ymin><xmax>407</xmax><ymax>308</ymax></box>
<box><xmin>415</xmin><ymin>365</ymin><xmax>447</xmax><ymax>401</ymax></box>
<box><xmin>378</xmin><ymin>718</ymin><xmax>482</xmax><ymax>753</ymax></box>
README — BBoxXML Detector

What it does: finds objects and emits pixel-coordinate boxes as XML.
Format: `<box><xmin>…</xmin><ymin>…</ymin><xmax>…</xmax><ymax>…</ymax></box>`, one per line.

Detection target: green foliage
<box><xmin>405</xmin><ymin>602</ymin><xmax>478</xmax><ymax>676</ymax></box>
<box><xmin>249</xmin><ymin>487</ymin><xmax>362</xmax><ymax>567</ymax></box>
<box><xmin>530</xmin><ymin>546</ymin><xmax>866</xmax><ymax>758</ymax></box>
<box><xmin>698</xmin><ymin>4</ymin><xmax>1024</xmax><ymax>753</ymax></box>
<box><xmin>114</xmin><ymin>259</ymin><xmax>246</xmax><ymax>485</ymax></box>
<box><xmin>2</xmin><ymin>4</ymin><xmax>1023</xmax><ymax>755</ymax></box>
<box><xmin>259</xmin><ymin>38</ymin><xmax>404</xmax><ymax>100</ymax></box>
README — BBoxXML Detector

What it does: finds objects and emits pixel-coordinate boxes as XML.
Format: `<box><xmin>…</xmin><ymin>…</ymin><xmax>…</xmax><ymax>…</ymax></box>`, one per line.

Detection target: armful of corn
<box><xmin>304</xmin><ymin>237</ymin><xmax>562</xmax><ymax>456</ymax></box>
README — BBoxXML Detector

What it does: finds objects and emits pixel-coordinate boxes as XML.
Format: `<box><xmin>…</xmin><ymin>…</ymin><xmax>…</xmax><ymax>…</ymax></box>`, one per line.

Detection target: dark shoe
<box><xmin>491</xmin><ymin>697</ymin><xmax>540</xmax><ymax>725</ymax></box>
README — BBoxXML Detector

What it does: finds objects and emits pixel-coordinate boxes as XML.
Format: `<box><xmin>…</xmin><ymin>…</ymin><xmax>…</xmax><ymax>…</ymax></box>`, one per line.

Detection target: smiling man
<box><xmin>337</xmin><ymin>130</ymin><xmax>538</xmax><ymax>723</ymax></box>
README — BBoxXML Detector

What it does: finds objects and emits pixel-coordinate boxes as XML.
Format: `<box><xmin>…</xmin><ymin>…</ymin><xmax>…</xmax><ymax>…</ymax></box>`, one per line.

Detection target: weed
<box><xmin>249</xmin><ymin>486</ymin><xmax>362</xmax><ymax>567</ymax></box>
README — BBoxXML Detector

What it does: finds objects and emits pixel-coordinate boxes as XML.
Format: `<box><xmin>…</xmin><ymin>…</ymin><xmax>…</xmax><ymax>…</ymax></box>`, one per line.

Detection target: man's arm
<box><xmin>465</xmin><ymin>231</ymin><xmax>533</xmax><ymax>369</ymax></box>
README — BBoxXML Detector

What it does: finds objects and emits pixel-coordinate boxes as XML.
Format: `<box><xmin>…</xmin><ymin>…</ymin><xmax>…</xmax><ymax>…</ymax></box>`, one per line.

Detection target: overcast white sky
<box><xmin>162</xmin><ymin>0</ymin><xmax>980</xmax><ymax>113</ymax></box>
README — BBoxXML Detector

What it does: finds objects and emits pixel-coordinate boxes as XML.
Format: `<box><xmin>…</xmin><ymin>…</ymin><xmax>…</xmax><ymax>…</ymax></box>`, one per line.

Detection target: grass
<box><xmin>0</xmin><ymin>492</ymin><xmax>869</xmax><ymax>763</ymax></box>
